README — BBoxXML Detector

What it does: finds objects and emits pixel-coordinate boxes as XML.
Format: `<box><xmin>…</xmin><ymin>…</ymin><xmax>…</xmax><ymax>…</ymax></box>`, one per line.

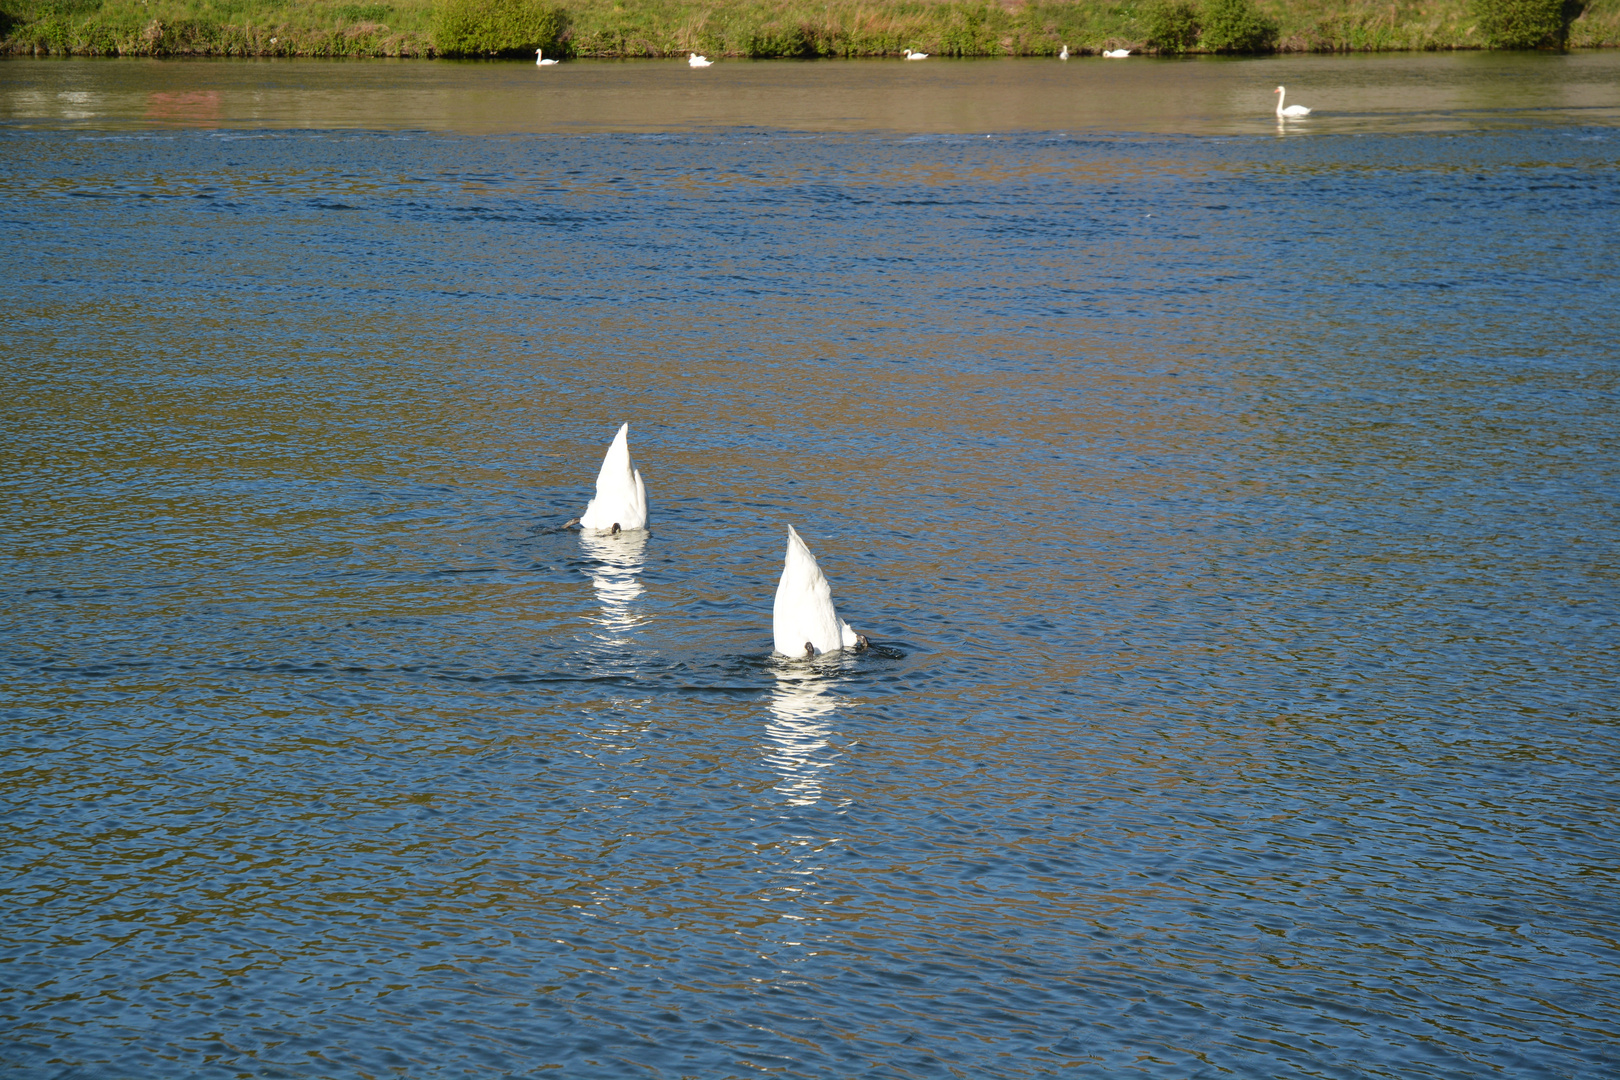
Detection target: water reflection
<box><xmin>766</xmin><ymin>666</ymin><xmax>839</xmax><ymax>807</ymax></box>
<box><xmin>578</xmin><ymin>529</ymin><xmax>646</xmax><ymax>645</ymax></box>
<box><xmin>758</xmin><ymin>668</ymin><xmax>843</xmax><ymax>987</ymax></box>
<box><xmin>144</xmin><ymin>90</ymin><xmax>222</xmax><ymax>126</ymax></box>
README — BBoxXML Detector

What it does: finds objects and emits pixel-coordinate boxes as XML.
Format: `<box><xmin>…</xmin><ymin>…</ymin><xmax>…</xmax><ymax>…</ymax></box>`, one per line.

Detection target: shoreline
<box><xmin>10</xmin><ymin>47</ymin><xmax>1620</xmax><ymax>60</ymax></box>
<box><xmin>4</xmin><ymin>1</ymin><xmax>1618</xmax><ymax>60</ymax></box>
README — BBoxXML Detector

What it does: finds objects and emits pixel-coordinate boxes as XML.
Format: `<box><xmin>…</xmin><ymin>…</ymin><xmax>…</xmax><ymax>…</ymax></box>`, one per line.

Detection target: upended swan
<box><xmin>903</xmin><ymin>48</ymin><xmax>929</xmax><ymax>60</ymax></box>
<box><xmin>688</xmin><ymin>52</ymin><xmax>712</xmax><ymax>67</ymax></box>
<box><xmin>1103</xmin><ymin>48</ymin><xmax>1131</xmax><ymax>58</ymax></box>
<box><xmin>1274</xmin><ymin>86</ymin><xmax>1311</xmax><ymax>118</ymax></box>
<box><xmin>535</xmin><ymin>49</ymin><xmax>559</xmax><ymax>66</ymax></box>
<box><xmin>576</xmin><ymin>423</ymin><xmax>648</xmax><ymax>534</ymax></box>
<box><xmin>773</xmin><ymin>525</ymin><xmax>867</xmax><ymax>657</ymax></box>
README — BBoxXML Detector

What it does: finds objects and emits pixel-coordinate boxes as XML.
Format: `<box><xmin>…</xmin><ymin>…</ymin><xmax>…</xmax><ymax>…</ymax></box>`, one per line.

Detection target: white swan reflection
<box><xmin>767</xmin><ymin>669</ymin><xmax>839</xmax><ymax>806</ymax></box>
<box><xmin>579</xmin><ymin>529</ymin><xmax>647</xmax><ymax>642</ymax></box>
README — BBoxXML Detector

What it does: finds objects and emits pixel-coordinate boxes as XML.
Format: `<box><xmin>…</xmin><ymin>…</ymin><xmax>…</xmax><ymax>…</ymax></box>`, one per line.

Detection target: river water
<box><xmin>2</xmin><ymin>53</ymin><xmax>1617</xmax><ymax>1079</ymax></box>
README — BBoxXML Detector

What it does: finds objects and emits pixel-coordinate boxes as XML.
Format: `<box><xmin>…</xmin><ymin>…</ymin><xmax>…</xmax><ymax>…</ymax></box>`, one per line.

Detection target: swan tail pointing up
<box><xmin>578</xmin><ymin>423</ymin><xmax>649</xmax><ymax>532</ymax></box>
<box><xmin>773</xmin><ymin>525</ymin><xmax>858</xmax><ymax>656</ymax></box>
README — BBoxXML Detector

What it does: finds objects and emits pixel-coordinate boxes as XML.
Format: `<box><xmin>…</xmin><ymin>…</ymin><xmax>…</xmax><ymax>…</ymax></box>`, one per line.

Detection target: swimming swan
<box><xmin>773</xmin><ymin>525</ymin><xmax>867</xmax><ymax>657</ymax></box>
<box><xmin>688</xmin><ymin>52</ymin><xmax>713</xmax><ymax>67</ymax></box>
<box><xmin>576</xmin><ymin>423</ymin><xmax>648</xmax><ymax>533</ymax></box>
<box><xmin>903</xmin><ymin>48</ymin><xmax>929</xmax><ymax>60</ymax></box>
<box><xmin>1103</xmin><ymin>48</ymin><xmax>1131</xmax><ymax>58</ymax></box>
<box><xmin>535</xmin><ymin>50</ymin><xmax>559</xmax><ymax>66</ymax></box>
<box><xmin>1274</xmin><ymin>86</ymin><xmax>1311</xmax><ymax>118</ymax></box>
<box><xmin>1059</xmin><ymin>45</ymin><xmax>1069</xmax><ymax>60</ymax></box>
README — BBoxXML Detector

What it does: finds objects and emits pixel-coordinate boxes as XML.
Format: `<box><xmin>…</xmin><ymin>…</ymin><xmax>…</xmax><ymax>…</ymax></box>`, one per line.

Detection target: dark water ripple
<box><xmin>2</xmin><ymin>110</ymin><xmax>1618</xmax><ymax>1079</ymax></box>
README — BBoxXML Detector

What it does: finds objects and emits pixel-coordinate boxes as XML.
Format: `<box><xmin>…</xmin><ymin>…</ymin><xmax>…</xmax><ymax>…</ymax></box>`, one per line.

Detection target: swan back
<box><xmin>773</xmin><ymin>525</ymin><xmax>858</xmax><ymax>656</ymax></box>
<box><xmin>578</xmin><ymin>422</ymin><xmax>648</xmax><ymax>532</ymax></box>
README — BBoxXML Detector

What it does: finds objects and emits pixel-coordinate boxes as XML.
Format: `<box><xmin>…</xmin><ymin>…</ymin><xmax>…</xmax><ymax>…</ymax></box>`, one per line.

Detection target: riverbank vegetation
<box><xmin>3</xmin><ymin>0</ymin><xmax>1616</xmax><ymax>58</ymax></box>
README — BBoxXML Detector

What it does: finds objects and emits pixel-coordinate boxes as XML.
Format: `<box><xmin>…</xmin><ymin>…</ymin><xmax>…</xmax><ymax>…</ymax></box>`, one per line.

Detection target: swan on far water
<box><xmin>1275</xmin><ymin>85</ymin><xmax>1311</xmax><ymax>118</ymax></box>
<box><xmin>903</xmin><ymin>48</ymin><xmax>929</xmax><ymax>60</ymax></box>
<box><xmin>773</xmin><ymin>525</ymin><xmax>868</xmax><ymax>658</ymax></box>
<box><xmin>1103</xmin><ymin>48</ymin><xmax>1130</xmax><ymax>58</ymax></box>
<box><xmin>688</xmin><ymin>52</ymin><xmax>712</xmax><ymax>67</ymax></box>
<box><xmin>1059</xmin><ymin>45</ymin><xmax>1069</xmax><ymax>60</ymax></box>
<box><xmin>575</xmin><ymin>423</ymin><xmax>648</xmax><ymax>534</ymax></box>
<box><xmin>535</xmin><ymin>49</ymin><xmax>559</xmax><ymax>65</ymax></box>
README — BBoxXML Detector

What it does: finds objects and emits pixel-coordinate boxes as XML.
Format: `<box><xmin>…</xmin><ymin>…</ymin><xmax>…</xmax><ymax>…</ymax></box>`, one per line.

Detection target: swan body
<box><xmin>903</xmin><ymin>49</ymin><xmax>929</xmax><ymax>60</ymax></box>
<box><xmin>688</xmin><ymin>52</ymin><xmax>712</xmax><ymax>67</ymax></box>
<box><xmin>1275</xmin><ymin>86</ymin><xmax>1311</xmax><ymax>118</ymax></box>
<box><xmin>1103</xmin><ymin>48</ymin><xmax>1130</xmax><ymax>58</ymax></box>
<box><xmin>1059</xmin><ymin>45</ymin><xmax>1069</xmax><ymax>60</ymax></box>
<box><xmin>577</xmin><ymin>423</ymin><xmax>648</xmax><ymax>533</ymax></box>
<box><xmin>535</xmin><ymin>49</ymin><xmax>559</xmax><ymax>66</ymax></box>
<box><xmin>773</xmin><ymin>525</ymin><xmax>864</xmax><ymax>657</ymax></box>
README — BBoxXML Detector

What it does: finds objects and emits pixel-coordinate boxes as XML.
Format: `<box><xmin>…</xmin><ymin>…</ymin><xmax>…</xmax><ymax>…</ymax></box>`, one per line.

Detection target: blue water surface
<box><xmin>2</xmin><ymin>56</ymin><xmax>1618</xmax><ymax>1079</ymax></box>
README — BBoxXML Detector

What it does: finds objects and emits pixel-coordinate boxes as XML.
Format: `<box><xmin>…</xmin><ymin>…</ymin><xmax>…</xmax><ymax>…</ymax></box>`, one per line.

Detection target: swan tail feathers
<box><xmin>773</xmin><ymin>525</ymin><xmax>847</xmax><ymax>656</ymax></box>
<box><xmin>579</xmin><ymin>423</ymin><xmax>649</xmax><ymax>532</ymax></box>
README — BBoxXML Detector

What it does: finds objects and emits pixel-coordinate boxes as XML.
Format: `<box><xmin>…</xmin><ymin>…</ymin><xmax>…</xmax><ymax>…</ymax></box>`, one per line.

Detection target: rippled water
<box><xmin>3</xmin><ymin>55</ymin><xmax>1618</xmax><ymax>1078</ymax></box>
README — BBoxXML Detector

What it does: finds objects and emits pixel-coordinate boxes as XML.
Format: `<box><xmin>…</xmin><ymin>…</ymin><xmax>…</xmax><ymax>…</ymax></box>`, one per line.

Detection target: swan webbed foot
<box><xmin>564</xmin><ymin>517</ymin><xmax>580</xmax><ymax>529</ymax></box>
<box><xmin>611</xmin><ymin>522</ymin><xmax>621</xmax><ymax>535</ymax></box>
<box><xmin>855</xmin><ymin>633</ymin><xmax>869</xmax><ymax>651</ymax></box>
<box><xmin>804</xmin><ymin>641</ymin><xmax>816</xmax><ymax>658</ymax></box>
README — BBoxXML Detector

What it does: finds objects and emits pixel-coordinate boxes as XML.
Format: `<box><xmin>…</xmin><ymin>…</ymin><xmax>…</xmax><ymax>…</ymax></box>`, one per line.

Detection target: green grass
<box><xmin>0</xmin><ymin>0</ymin><xmax>440</xmax><ymax>55</ymax></box>
<box><xmin>2</xmin><ymin>0</ymin><xmax>1617</xmax><ymax>57</ymax></box>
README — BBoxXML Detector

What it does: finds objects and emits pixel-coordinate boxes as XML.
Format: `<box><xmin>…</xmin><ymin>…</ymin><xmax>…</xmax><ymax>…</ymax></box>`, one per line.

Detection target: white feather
<box><xmin>578</xmin><ymin>423</ymin><xmax>648</xmax><ymax>533</ymax></box>
<box><xmin>773</xmin><ymin>525</ymin><xmax>860</xmax><ymax>656</ymax></box>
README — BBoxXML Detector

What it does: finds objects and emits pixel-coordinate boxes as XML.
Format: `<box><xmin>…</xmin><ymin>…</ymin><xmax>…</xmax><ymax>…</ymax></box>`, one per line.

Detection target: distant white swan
<box><xmin>1059</xmin><ymin>45</ymin><xmax>1069</xmax><ymax>60</ymax></box>
<box><xmin>1275</xmin><ymin>85</ymin><xmax>1311</xmax><ymax>118</ymax></box>
<box><xmin>688</xmin><ymin>52</ymin><xmax>712</xmax><ymax>67</ymax></box>
<box><xmin>903</xmin><ymin>48</ymin><xmax>929</xmax><ymax>60</ymax></box>
<box><xmin>535</xmin><ymin>49</ymin><xmax>559</xmax><ymax>66</ymax></box>
<box><xmin>1103</xmin><ymin>48</ymin><xmax>1130</xmax><ymax>58</ymax></box>
<box><xmin>576</xmin><ymin>423</ymin><xmax>648</xmax><ymax>534</ymax></box>
<box><xmin>773</xmin><ymin>525</ymin><xmax>866</xmax><ymax>657</ymax></box>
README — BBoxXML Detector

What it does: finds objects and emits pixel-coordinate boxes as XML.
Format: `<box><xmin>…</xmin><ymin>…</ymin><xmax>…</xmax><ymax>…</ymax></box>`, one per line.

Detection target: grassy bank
<box><xmin>3</xmin><ymin>0</ymin><xmax>1618</xmax><ymax>58</ymax></box>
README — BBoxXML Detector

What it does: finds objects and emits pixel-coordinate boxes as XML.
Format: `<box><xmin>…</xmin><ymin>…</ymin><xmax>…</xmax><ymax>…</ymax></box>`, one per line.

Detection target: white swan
<box><xmin>535</xmin><ymin>49</ymin><xmax>559</xmax><ymax>66</ymax></box>
<box><xmin>688</xmin><ymin>52</ymin><xmax>712</xmax><ymax>67</ymax></box>
<box><xmin>1059</xmin><ymin>45</ymin><xmax>1069</xmax><ymax>60</ymax></box>
<box><xmin>903</xmin><ymin>48</ymin><xmax>928</xmax><ymax>60</ymax></box>
<box><xmin>1274</xmin><ymin>86</ymin><xmax>1311</xmax><ymax>118</ymax></box>
<box><xmin>773</xmin><ymin>525</ymin><xmax>866</xmax><ymax>657</ymax></box>
<box><xmin>1103</xmin><ymin>48</ymin><xmax>1130</xmax><ymax>58</ymax></box>
<box><xmin>576</xmin><ymin>423</ymin><xmax>648</xmax><ymax>533</ymax></box>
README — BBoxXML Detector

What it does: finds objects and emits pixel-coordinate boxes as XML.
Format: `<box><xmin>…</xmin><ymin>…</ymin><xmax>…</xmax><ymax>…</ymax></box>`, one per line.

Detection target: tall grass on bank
<box><xmin>3</xmin><ymin>0</ymin><xmax>1617</xmax><ymax>58</ymax></box>
<box><xmin>434</xmin><ymin>0</ymin><xmax>563</xmax><ymax>56</ymax></box>
<box><xmin>1474</xmin><ymin>0</ymin><xmax>1584</xmax><ymax>47</ymax></box>
<box><xmin>0</xmin><ymin>0</ymin><xmax>439</xmax><ymax>56</ymax></box>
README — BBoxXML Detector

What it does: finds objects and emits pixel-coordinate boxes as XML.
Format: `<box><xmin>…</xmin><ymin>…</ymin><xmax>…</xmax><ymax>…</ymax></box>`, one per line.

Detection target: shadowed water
<box><xmin>2</xmin><ymin>54</ymin><xmax>1618</xmax><ymax>1079</ymax></box>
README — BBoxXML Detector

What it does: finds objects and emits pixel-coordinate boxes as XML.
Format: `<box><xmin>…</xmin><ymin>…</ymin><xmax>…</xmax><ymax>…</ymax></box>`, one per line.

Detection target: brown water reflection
<box><xmin>2</xmin><ymin>51</ymin><xmax>1619</xmax><ymax>133</ymax></box>
<box><xmin>144</xmin><ymin>89</ymin><xmax>222</xmax><ymax>125</ymax></box>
